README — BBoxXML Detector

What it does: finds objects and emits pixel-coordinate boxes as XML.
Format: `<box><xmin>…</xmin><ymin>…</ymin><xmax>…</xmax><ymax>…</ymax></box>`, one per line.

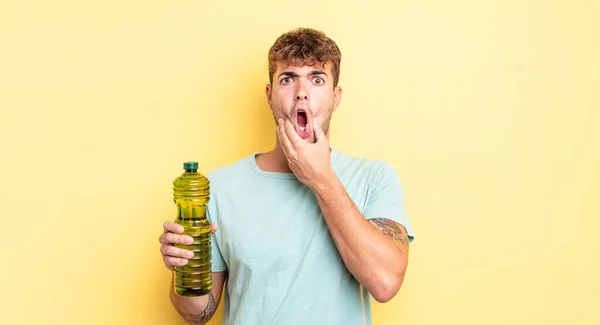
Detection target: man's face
<box><xmin>266</xmin><ymin>62</ymin><xmax>342</xmax><ymax>143</ymax></box>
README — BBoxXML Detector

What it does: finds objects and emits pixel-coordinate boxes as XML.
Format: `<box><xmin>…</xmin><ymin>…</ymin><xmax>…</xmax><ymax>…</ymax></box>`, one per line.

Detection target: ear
<box><xmin>333</xmin><ymin>86</ymin><xmax>343</xmax><ymax>112</ymax></box>
<box><xmin>266</xmin><ymin>83</ymin><xmax>273</xmax><ymax>109</ymax></box>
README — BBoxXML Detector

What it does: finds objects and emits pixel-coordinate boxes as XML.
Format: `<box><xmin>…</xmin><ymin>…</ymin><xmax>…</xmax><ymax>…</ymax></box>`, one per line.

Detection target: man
<box><xmin>159</xmin><ymin>27</ymin><xmax>415</xmax><ymax>325</ymax></box>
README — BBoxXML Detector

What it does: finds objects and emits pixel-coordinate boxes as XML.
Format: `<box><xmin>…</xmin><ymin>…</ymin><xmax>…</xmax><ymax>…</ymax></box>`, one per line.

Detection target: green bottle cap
<box><xmin>183</xmin><ymin>161</ymin><xmax>198</xmax><ymax>170</ymax></box>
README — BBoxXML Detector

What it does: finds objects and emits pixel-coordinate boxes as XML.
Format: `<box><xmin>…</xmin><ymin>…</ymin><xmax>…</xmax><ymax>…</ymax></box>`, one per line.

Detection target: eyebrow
<box><xmin>278</xmin><ymin>70</ymin><xmax>328</xmax><ymax>79</ymax></box>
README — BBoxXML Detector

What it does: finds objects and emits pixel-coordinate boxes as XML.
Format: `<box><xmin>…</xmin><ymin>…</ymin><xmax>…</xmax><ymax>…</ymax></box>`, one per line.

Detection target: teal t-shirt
<box><xmin>206</xmin><ymin>147</ymin><xmax>415</xmax><ymax>325</ymax></box>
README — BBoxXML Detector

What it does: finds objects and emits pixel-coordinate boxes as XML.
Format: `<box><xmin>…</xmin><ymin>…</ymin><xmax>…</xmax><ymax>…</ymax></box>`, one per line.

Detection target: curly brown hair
<box><xmin>268</xmin><ymin>28</ymin><xmax>342</xmax><ymax>88</ymax></box>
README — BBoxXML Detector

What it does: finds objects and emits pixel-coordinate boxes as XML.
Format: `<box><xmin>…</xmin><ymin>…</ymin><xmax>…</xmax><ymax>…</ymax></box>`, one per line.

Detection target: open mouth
<box><xmin>295</xmin><ymin>109</ymin><xmax>310</xmax><ymax>139</ymax></box>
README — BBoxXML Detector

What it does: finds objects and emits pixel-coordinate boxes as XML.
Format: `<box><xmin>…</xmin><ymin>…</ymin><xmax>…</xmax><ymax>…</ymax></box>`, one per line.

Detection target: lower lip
<box><xmin>296</xmin><ymin>126</ymin><xmax>310</xmax><ymax>139</ymax></box>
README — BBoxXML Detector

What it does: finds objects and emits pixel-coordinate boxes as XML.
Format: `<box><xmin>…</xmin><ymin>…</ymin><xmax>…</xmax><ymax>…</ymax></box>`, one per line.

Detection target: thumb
<box><xmin>313</xmin><ymin>117</ymin><xmax>327</xmax><ymax>144</ymax></box>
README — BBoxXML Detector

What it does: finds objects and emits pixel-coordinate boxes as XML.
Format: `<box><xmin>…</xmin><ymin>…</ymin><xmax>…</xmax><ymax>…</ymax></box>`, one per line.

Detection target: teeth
<box><xmin>299</xmin><ymin>126</ymin><xmax>306</xmax><ymax>131</ymax></box>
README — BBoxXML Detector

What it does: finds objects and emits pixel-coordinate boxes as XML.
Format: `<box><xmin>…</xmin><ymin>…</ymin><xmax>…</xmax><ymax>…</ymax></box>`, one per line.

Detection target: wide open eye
<box><xmin>313</xmin><ymin>77</ymin><xmax>324</xmax><ymax>85</ymax></box>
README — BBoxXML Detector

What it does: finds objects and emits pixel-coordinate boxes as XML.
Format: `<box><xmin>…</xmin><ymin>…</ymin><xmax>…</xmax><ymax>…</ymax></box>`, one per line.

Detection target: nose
<box><xmin>295</xmin><ymin>80</ymin><xmax>309</xmax><ymax>101</ymax></box>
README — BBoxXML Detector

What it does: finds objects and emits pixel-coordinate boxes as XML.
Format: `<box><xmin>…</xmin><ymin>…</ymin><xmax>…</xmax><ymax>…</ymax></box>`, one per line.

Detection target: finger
<box><xmin>161</xmin><ymin>244</ymin><xmax>195</xmax><ymax>259</ymax></box>
<box><xmin>163</xmin><ymin>221</ymin><xmax>184</xmax><ymax>234</ymax></box>
<box><xmin>283</xmin><ymin>118</ymin><xmax>303</xmax><ymax>147</ymax></box>
<box><xmin>313</xmin><ymin>117</ymin><xmax>327</xmax><ymax>145</ymax></box>
<box><xmin>164</xmin><ymin>256</ymin><xmax>188</xmax><ymax>268</ymax></box>
<box><xmin>210</xmin><ymin>223</ymin><xmax>219</xmax><ymax>234</ymax></box>
<box><xmin>277</xmin><ymin>118</ymin><xmax>294</xmax><ymax>157</ymax></box>
<box><xmin>160</xmin><ymin>232</ymin><xmax>194</xmax><ymax>245</ymax></box>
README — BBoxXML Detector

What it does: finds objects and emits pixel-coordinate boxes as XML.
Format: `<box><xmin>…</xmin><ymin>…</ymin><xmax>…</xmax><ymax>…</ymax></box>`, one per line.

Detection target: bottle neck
<box><xmin>185</xmin><ymin>169</ymin><xmax>198</xmax><ymax>173</ymax></box>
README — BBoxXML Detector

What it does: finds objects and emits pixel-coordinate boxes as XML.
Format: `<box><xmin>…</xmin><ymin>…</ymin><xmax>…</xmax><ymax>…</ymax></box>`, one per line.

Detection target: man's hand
<box><xmin>277</xmin><ymin>117</ymin><xmax>334</xmax><ymax>189</ymax></box>
<box><xmin>159</xmin><ymin>221</ymin><xmax>218</xmax><ymax>271</ymax></box>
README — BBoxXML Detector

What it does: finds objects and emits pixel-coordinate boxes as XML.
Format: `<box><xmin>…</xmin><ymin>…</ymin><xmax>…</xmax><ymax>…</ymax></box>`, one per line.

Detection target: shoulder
<box><xmin>333</xmin><ymin>148</ymin><xmax>399</xmax><ymax>181</ymax></box>
<box><xmin>205</xmin><ymin>153</ymin><xmax>255</xmax><ymax>189</ymax></box>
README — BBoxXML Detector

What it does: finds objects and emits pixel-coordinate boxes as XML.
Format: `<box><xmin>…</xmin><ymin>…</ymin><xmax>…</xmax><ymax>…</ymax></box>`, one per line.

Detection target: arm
<box><xmin>276</xmin><ymin>118</ymin><xmax>411</xmax><ymax>303</ymax></box>
<box><xmin>170</xmin><ymin>271</ymin><xmax>228</xmax><ymax>325</ymax></box>
<box><xmin>159</xmin><ymin>221</ymin><xmax>228</xmax><ymax>324</ymax></box>
<box><xmin>311</xmin><ymin>173</ymin><xmax>409</xmax><ymax>303</ymax></box>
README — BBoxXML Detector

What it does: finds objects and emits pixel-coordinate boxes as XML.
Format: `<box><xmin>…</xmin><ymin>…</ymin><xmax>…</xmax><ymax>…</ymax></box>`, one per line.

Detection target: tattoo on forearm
<box><xmin>177</xmin><ymin>292</ymin><xmax>216</xmax><ymax>324</ymax></box>
<box><xmin>369</xmin><ymin>218</ymin><xmax>410</xmax><ymax>250</ymax></box>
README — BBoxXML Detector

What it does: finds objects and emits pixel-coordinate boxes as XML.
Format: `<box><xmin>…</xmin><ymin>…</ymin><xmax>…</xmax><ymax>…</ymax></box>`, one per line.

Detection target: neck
<box><xmin>255</xmin><ymin>143</ymin><xmax>293</xmax><ymax>173</ymax></box>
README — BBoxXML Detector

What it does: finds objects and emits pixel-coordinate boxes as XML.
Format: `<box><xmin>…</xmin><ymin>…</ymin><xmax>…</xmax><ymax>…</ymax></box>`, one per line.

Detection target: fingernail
<box><xmin>187</xmin><ymin>236</ymin><xmax>194</xmax><ymax>244</ymax></box>
<box><xmin>187</xmin><ymin>251</ymin><xmax>194</xmax><ymax>258</ymax></box>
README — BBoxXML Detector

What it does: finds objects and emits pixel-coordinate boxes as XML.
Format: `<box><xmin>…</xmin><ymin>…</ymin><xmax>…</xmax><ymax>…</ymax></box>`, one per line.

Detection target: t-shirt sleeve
<box><xmin>363</xmin><ymin>161</ymin><xmax>415</xmax><ymax>243</ymax></box>
<box><xmin>206</xmin><ymin>205</ymin><xmax>228</xmax><ymax>272</ymax></box>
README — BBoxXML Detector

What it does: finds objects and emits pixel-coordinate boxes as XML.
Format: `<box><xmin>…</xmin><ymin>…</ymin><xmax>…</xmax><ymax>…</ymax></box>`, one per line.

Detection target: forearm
<box><xmin>169</xmin><ymin>275</ymin><xmax>216</xmax><ymax>324</ymax></box>
<box><xmin>311</xmin><ymin>171</ymin><xmax>408</xmax><ymax>302</ymax></box>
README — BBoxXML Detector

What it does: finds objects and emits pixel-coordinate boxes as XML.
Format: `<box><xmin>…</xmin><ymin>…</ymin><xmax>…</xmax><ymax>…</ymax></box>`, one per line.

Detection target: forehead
<box><xmin>275</xmin><ymin>61</ymin><xmax>332</xmax><ymax>75</ymax></box>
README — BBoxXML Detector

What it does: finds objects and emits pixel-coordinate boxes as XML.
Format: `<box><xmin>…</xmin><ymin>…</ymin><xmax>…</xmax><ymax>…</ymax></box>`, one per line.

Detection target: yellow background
<box><xmin>1</xmin><ymin>0</ymin><xmax>598</xmax><ymax>324</ymax></box>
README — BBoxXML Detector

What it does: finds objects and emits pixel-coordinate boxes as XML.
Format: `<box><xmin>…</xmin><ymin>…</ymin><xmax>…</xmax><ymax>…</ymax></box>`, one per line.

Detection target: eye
<box><xmin>313</xmin><ymin>77</ymin><xmax>324</xmax><ymax>84</ymax></box>
<box><xmin>281</xmin><ymin>77</ymin><xmax>293</xmax><ymax>84</ymax></box>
